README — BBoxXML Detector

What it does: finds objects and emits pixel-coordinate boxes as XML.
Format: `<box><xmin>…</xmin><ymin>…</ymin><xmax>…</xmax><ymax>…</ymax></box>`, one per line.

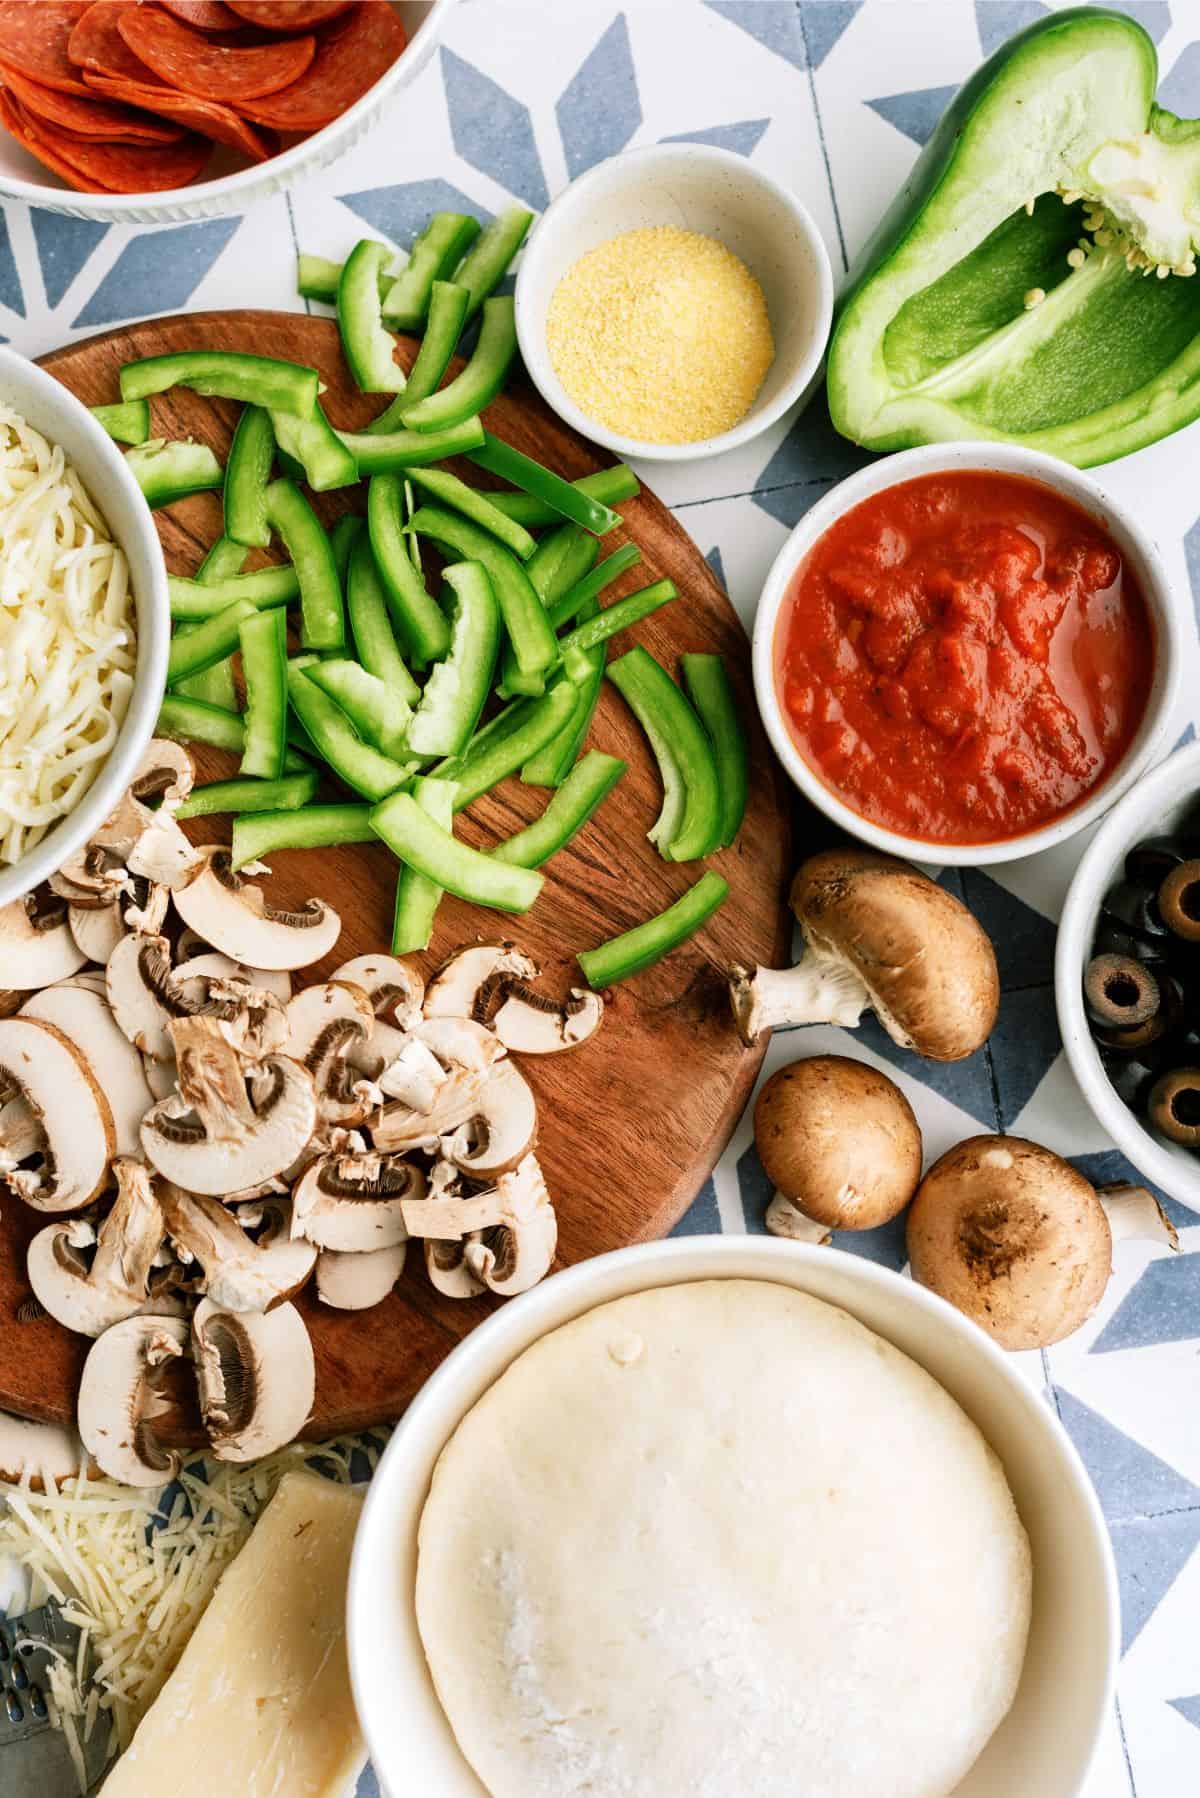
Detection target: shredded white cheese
<box><xmin>0</xmin><ymin>1434</ymin><xmax>385</xmax><ymax>1790</ymax></box>
<box><xmin>0</xmin><ymin>402</ymin><xmax>135</xmax><ymax>865</ymax></box>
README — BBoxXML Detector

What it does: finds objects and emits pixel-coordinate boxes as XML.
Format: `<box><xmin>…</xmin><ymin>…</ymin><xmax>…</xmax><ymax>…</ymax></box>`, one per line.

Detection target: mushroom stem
<box><xmin>729</xmin><ymin>949</ymin><xmax>870</xmax><ymax>1045</ymax></box>
<box><xmin>1097</xmin><ymin>1183</ymin><xmax>1180</xmax><ymax>1251</ymax></box>
<box><xmin>401</xmin><ymin>1191</ymin><xmax>508</xmax><ymax>1240</ymax></box>
<box><xmin>764</xmin><ymin>1191</ymin><xmax>834</xmax><ymax>1245</ymax></box>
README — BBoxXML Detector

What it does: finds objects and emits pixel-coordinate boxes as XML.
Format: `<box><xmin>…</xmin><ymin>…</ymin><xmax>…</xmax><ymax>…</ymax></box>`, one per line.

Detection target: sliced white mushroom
<box><xmin>0</xmin><ymin>1094</ymin><xmax>41</xmax><ymax>1168</ymax></box>
<box><xmin>68</xmin><ymin>901</ymin><xmax>127</xmax><ymax>966</ymax></box>
<box><xmin>331</xmin><ymin>953</ymin><xmax>424</xmax><ymax>1028</ymax></box>
<box><xmin>174</xmin><ymin>952</ymin><xmax>292</xmax><ymax>1004</ymax></box>
<box><xmin>20</xmin><ymin>984</ymin><xmax>154</xmax><ymax>1158</ymax></box>
<box><xmin>408</xmin><ymin>1015</ymin><xmax>506</xmax><ymax>1073</ymax></box>
<box><xmin>173</xmin><ymin>847</ymin><xmax>341</xmax><ymax>970</ymax></box>
<box><xmin>284</xmin><ymin>982</ymin><xmax>379</xmax><ymax>1125</ymax></box>
<box><xmin>192</xmin><ymin>1297</ymin><xmax>314</xmax><ymax>1463</ymax></box>
<box><xmin>443</xmin><ymin>1059</ymin><xmax>538</xmax><ymax>1181</ymax></box>
<box><xmin>424</xmin><ymin>943</ymin><xmax>537</xmax><ymax>1023</ymax></box>
<box><xmin>140</xmin><ymin>1014</ymin><xmax>317</xmax><ymax>1197</ymax></box>
<box><xmin>142</xmin><ymin>1052</ymin><xmax>176</xmax><ymax>1102</ymax></box>
<box><xmin>463</xmin><ymin>1155</ymin><xmax>558</xmax><ymax>1296</ymax></box>
<box><xmin>425</xmin><ymin>1237</ymin><xmax>486</xmax><ymax>1298</ymax></box>
<box><xmin>370</xmin><ymin>1062</ymin><xmax>491</xmax><ymax>1152</ymax></box>
<box><xmin>0</xmin><ymin>1414</ymin><xmax>82</xmax><ymax>1489</ymax></box>
<box><xmin>375</xmin><ymin>1035</ymin><xmax>448</xmax><ymax>1110</ymax></box>
<box><xmin>291</xmin><ymin>1151</ymin><xmax>421</xmax><ymax>1252</ymax></box>
<box><xmin>105</xmin><ymin>932</ymin><xmax>188</xmax><ymax>1060</ymax></box>
<box><xmin>0</xmin><ymin>1018</ymin><xmax>114</xmax><ymax>1211</ymax></box>
<box><xmin>490</xmin><ymin>984</ymin><xmax>604</xmax><ymax>1054</ymax></box>
<box><xmin>160</xmin><ymin>1185</ymin><xmax>316</xmax><ymax>1312</ymax></box>
<box><xmin>28</xmin><ymin>1158</ymin><xmax>178</xmax><ymax>1336</ymax></box>
<box><xmin>399</xmin><ymin>1186</ymin><xmax>508</xmax><ymax>1239</ymax></box>
<box><xmin>0</xmin><ymin>890</ymin><xmax>87</xmax><ymax>990</ymax></box>
<box><xmin>132</xmin><ymin>738</ymin><xmax>194</xmax><ymax>810</ymax></box>
<box><xmin>76</xmin><ymin>1314</ymin><xmax>190</xmax><ymax>1487</ymax></box>
<box><xmin>316</xmin><ymin>1244</ymin><xmax>407</xmax><ymax>1311</ymax></box>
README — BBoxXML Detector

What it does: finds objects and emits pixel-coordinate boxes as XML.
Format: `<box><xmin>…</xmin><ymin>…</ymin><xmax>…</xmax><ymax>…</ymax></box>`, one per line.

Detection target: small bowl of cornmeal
<box><xmin>514</xmin><ymin>143</ymin><xmax>834</xmax><ymax>462</ymax></box>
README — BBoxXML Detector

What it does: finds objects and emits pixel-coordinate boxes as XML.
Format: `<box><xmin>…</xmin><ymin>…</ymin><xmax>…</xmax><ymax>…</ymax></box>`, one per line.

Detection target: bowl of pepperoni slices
<box><xmin>0</xmin><ymin>0</ymin><xmax>456</xmax><ymax>222</ymax></box>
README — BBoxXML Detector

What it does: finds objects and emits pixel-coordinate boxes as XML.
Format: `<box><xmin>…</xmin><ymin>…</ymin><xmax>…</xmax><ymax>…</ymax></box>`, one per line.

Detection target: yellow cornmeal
<box><xmin>546</xmin><ymin>226</ymin><xmax>774</xmax><ymax>444</ymax></box>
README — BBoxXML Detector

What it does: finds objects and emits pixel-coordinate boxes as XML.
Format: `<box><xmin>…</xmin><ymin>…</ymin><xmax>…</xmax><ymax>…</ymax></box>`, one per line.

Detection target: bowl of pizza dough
<box><xmin>349</xmin><ymin>1237</ymin><xmax>1117</xmax><ymax>1798</ymax></box>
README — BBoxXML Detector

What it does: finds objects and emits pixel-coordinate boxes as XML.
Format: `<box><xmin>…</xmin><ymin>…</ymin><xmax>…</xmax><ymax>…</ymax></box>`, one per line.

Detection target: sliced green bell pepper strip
<box><xmin>340</xmin><ymin>415</ymin><xmax>486</xmax><ymax>474</ymax></box>
<box><xmin>264</xmin><ymin>479</ymin><xmax>344</xmax><ymax>652</ymax></box>
<box><xmin>157</xmin><ymin>693</ymin><xmax>306</xmax><ymax>769</ymax></box>
<box><xmin>329</xmin><ymin>513</ymin><xmax>360</xmax><ymax>589</ymax></box>
<box><xmin>346</xmin><ymin>527</ymin><xmax>420</xmax><ymax>704</ymax></box>
<box><xmin>449</xmin><ymin>678</ymin><xmax>579</xmax><ymax>812</ymax></box>
<box><xmin>680</xmin><ymin>653</ymin><xmax>747</xmax><ymax>850</ymax></box>
<box><xmin>287</xmin><ymin>658</ymin><xmax>411</xmax><ymax>801</ymax></box>
<box><xmin>544</xmin><ymin>543</ymin><xmax>642</xmax><ymax>633</ymax></box>
<box><xmin>392</xmin><ymin>279</ymin><xmax>470</xmax><ymax>413</ymax></box>
<box><xmin>827</xmin><ymin>9</ymin><xmax>1200</xmax><ymax>466</ymax></box>
<box><xmin>400</xmin><ymin>296</ymin><xmax>517</xmax><ymax>432</ymax></box>
<box><xmin>90</xmin><ymin>400</ymin><xmax>149</xmax><ymax>445</ymax></box>
<box><xmin>451</xmin><ymin>207</ymin><xmax>533</xmax><ymax>321</ymax></box>
<box><xmin>404</xmin><ymin>562</ymin><xmax>500</xmax><ymax>759</ymax></box>
<box><xmin>578</xmin><ymin>871</ymin><xmax>729</xmax><ymax>989</ymax></box>
<box><xmin>368</xmin><ymin>474</ymin><xmax>450</xmax><ymax>666</ymax></box>
<box><xmin>389</xmin><ymin>776</ymin><xmax>456</xmax><ymax>953</ymax></box>
<box><xmin>296</xmin><ymin>253</ymin><xmax>346</xmax><ymax>303</ymax></box>
<box><xmin>232</xmin><ymin>802</ymin><xmax>374</xmax><ymax>870</ymax></box>
<box><xmin>173</xmin><ymin>535</ymin><xmax>247</xmax><ymax>710</ymax></box>
<box><xmin>383</xmin><ymin>212</ymin><xmax>481</xmax><ymax>328</ymax></box>
<box><xmin>126</xmin><ymin>440</ymin><xmax>223</xmax><ymax>509</ymax></box>
<box><xmin>556</xmin><ymin>579</ymin><xmax>677</xmax><ymax>660</ymax></box>
<box><xmin>607</xmin><ymin>646</ymin><xmax>722</xmax><ymax>863</ymax></box>
<box><xmin>526</xmin><ymin>523</ymin><xmax>598</xmax><ymax>604</ymax></box>
<box><xmin>167</xmin><ymin>597</ymin><xmax>258</xmax><ymax>688</ymax></box>
<box><xmin>338</xmin><ymin>239</ymin><xmax>407</xmax><ymax>396</ymax></box>
<box><xmin>239</xmin><ymin>607</ymin><xmax>289</xmax><ymax>780</ymax></box>
<box><xmin>169</xmin><ymin>565</ymin><xmax>298</xmax><ymax>621</ymax></box>
<box><xmin>407</xmin><ymin>502</ymin><xmax>555</xmax><ymax>695</ymax></box>
<box><xmin>521</xmin><ymin>600</ymin><xmax>602</xmax><ymax>787</ymax></box>
<box><xmin>120</xmin><ymin>351</ymin><xmax>318</xmax><ymax>419</ymax></box>
<box><xmin>406</xmin><ymin>465</ymin><xmax>536</xmax><ymax>561</ymax></box>
<box><xmin>270</xmin><ymin>404</ymin><xmax>358</xmax><ymax>492</ymax></box>
<box><xmin>306</xmin><ymin>658</ymin><xmax>413</xmax><ymax>761</ymax></box>
<box><xmin>176</xmin><ymin>771</ymin><xmax>317</xmax><ymax>820</ymax></box>
<box><xmin>485</xmin><ymin>465</ymin><xmax>640</xmax><ymax>527</ymax></box>
<box><xmin>370</xmin><ymin>791</ymin><xmax>543</xmax><ymax>914</ymax></box>
<box><xmin>494</xmin><ymin>750</ymin><xmax>626</xmax><ymax>868</ymax></box>
<box><xmin>224</xmin><ymin>405</ymin><xmax>274</xmax><ymax>548</ymax></box>
<box><xmin>467</xmin><ymin>435</ymin><xmax>622</xmax><ymax>536</ymax></box>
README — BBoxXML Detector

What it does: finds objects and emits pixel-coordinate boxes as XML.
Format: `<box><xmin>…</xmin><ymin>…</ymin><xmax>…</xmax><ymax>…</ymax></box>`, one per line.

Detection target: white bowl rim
<box><xmin>1055</xmin><ymin>736</ymin><xmax>1200</xmax><ymax>1205</ymax></box>
<box><xmin>0</xmin><ymin>0</ymin><xmax>457</xmax><ymax>219</ymax></box>
<box><xmin>514</xmin><ymin>142</ymin><xmax>835</xmax><ymax>464</ymax></box>
<box><xmin>347</xmin><ymin>1234</ymin><xmax>1119</xmax><ymax>1797</ymax></box>
<box><xmin>0</xmin><ymin>346</ymin><xmax>168</xmax><ymax>910</ymax></box>
<box><xmin>751</xmin><ymin>440</ymin><xmax>1183</xmax><ymax>867</ymax></box>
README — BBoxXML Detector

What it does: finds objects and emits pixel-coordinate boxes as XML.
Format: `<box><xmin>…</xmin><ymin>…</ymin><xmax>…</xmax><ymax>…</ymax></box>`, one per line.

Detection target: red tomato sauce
<box><xmin>775</xmin><ymin>472</ymin><xmax>1155</xmax><ymax>845</ymax></box>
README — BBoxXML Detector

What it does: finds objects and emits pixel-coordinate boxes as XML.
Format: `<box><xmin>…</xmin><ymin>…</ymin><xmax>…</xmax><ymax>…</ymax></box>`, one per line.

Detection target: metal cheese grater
<box><xmin>0</xmin><ymin>1600</ymin><xmax>111</xmax><ymax>1795</ymax></box>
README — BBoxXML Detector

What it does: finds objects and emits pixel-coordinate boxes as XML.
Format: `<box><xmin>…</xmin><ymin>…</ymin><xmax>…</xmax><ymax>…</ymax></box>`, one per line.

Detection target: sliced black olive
<box><xmin>1092</xmin><ymin>975</ymin><xmax>1184</xmax><ymax>1057</ymax></box>
<box><xmin>1084</xmin><ymin>953</ymin><xmax>1160</xmax><ymax>1029</ymax></box>
<box><xmin>1102</xmin><ymin>1057</ymin><xmax>1156</xmax><ymax>1110</ymax></box>
<box><xmin>1157</xmin><ymin>860</ymin><xmax>1200</xmax><ymax>945</ymax></box>
<box><xmin>1091</xmin><ymin>917</ymin><xmax>1169</xmax><ymax>965</ymax></box>
<box><xmin>1147</xmin><ymin>1066</ymin><xmax>1200</xmax><ymax>1148</ymax></box>
<box><xmin>1124</xmin><ymin>835</ymin><xmax>1197</xmax><ymax>890</ymax></box>
<box><xmin>1100</xmin><ymin>879</ymin><xmax>1170</xmax><ymax>947</ymax></box>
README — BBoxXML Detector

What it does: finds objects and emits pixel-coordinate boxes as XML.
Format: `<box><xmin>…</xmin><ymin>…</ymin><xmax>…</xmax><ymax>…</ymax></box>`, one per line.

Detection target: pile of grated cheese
<box><xmin>0</xmin><ymin>401</ymin><xmax>135</xmax><ymax>865</ymax></box>
<box><xmin>0</xmin><ymin>1434</ymin><xmax>385</xmax><ymax>1792</ymax></box>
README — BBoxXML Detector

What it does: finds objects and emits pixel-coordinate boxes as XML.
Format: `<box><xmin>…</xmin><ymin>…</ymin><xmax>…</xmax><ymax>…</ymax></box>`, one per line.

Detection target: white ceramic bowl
<box><xmin>0</xmin><ymin>347</ymin><xmax>169</xmax><ymax>911</ymax></box>
<box><xmin>348</xmin><ymin>1237</ymin><xmax>1118</xmax><ymax>1798</ymax></box>
<box><xmin>752</xmin><ymin>441</ymin><xmax>1182</xmax><ymax>867</ymax></box>
<box><xmin>1057</xmin><ymin>738</ymin><xmax>1200</xmax><ymax>1209</ymax></box>
<box><xmin>514</xmin><ymin>143</ymin><xmax>834</xmax><ymax>463</ymax></box>
<box><xmin>0</xmin><ymin>2</ymin><xmax>454</xmax><ymax>225</ymax></box>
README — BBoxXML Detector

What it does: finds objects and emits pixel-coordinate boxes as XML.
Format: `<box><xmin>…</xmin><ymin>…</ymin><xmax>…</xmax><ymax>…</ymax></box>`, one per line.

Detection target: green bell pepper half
<box><xmin>126</xmin><ymin>440</ymin><xmax>223</xmax><ymax>509</ymax></box>
<box><xmin>370</xmin><ymin>790</ymin><xmax>543</xmax><ymax>914</ymax></box>
<box><xmin>389</xmin><ymin>776</ymin><xmax>457</xmax><ymax>953</ymax></box>
<box><xmin>383</xmin><ymin>214</ymin><xmax>481</xmax><ymax>328</ymax></box>
<box><xmin>264</xmin><ymin>479</ymin><xmax>345</xmax><ymax>652</ymax></box>
<box><xmin>224</xmin><ymin>405</ymin><xmax>274</xmax><ymax>548</ymax></box>
<box><xmin>828</xmin><ymin>7</ymin><xmax>1200</xmax><ymax>465</ymax></box>
<box><xmin>176</xmin><ymin>772</ymin><xmax>317</xmax><ymax>820</ymax></box>
<box><xmin>404</xmin><ymin>562</ymin><xmax>501</xmax><ymax>759</ymax></box>
<box><xmin>120</xmin><ymin>350</ymin><xmax>318</xmax><ymax>419</ymax></box>
<box><xmin>338</xmin><ymin>239</ymin><xmax>407</xmax><ymax>395</ymax></box>
<box><xmin>577</xmin><ymin>871</ymin><xmax>729</xmax><ymax>989</ymax></box>
<box><xmin>239</xmin><ymin>607</ymin><xmax>289</xmax><ymax>780</ymax></box>
<box><xmin>607</xmin><ymin>646</ymin><xmax>721</xmax><ymax>863</ymax></box>
<box><xmin>495</xmin><ymin>750</ymin><xmax>626</xmax><ymax>868</ymax></box>
<box><xmin>232</xmin><ymin>803</ymin><xmax>375</xmax><ymax>869</ymax></box>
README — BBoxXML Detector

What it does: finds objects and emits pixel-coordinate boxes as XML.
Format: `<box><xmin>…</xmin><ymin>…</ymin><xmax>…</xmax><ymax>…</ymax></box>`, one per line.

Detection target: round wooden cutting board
<box><xmin>4</xmin><ymin>312</ymin><xmax>792</xmax><ymax>1440</ymax></box>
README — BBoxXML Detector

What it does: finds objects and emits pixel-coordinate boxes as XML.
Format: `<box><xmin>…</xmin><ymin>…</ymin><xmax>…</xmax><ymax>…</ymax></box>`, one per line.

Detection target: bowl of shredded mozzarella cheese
<box><xmin>0</xmin><ymin>348</ymin><xmax>167</xmax><ymax>909</ymax></box>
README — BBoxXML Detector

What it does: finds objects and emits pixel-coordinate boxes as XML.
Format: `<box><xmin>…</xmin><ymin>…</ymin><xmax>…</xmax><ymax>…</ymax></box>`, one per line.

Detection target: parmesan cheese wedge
<box><xmin>100</xmin><ymin>1471</ymin><xmax>366</xmax><ymax>1798</ymax></box>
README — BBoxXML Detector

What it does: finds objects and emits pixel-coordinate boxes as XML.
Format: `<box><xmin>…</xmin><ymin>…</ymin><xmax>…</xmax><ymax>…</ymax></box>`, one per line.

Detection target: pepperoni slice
<box><xmin>0</xmin><ymin>66</ymin><xmax>185</xmax><ymax>144</ymax></box>
<box><xmin>84</xmin><ymin>70</ymin><xmax>277</xmax><ymax>162</ymax></box>
<box><xmin>0</xmin><ymin>3</ymin><xmax>93</xmax><ymax>99</ymax></box>
<box><xmin>225</xmin><ymin>1</ymin><xmax>352</xmax><ymax>27</ymax></box>
<box><xmin>0</xmin><ymin>89</ymin><xmax>210</xmax><ymax>192</ymax></box>
<box><xmin>238</xmin><ymin>1</ymin><xmax>405</xmax><ymax>131</ymax></box>
<box><xmin>116</xmin><ymin>5</ymin><xmax>315</xmax><ymax>103</ymax></box>
<box><xmin>69</xmin><ymin>4</ymin><xmax>160</xmax><ymax>86</ymax></box>
<box><xmin>160</xmin><ymin>0</ymin><xmax>241</xmax><ymax>26</ymax></box>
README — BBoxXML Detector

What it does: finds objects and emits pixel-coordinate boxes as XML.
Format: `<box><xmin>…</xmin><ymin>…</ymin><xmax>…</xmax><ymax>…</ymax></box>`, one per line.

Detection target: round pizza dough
<box><xmin>416</xmin><ymin>1279</ymin><xmax>1032</xmax><ymax>1798</ymax></box>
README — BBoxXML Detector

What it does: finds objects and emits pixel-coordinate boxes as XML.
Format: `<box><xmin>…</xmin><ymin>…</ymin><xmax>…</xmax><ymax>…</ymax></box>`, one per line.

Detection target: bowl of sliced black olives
<box><xmin>1058</xmin><ymin>740</ymin><xmax>1200</xmax><ymax>1206</ymax></box>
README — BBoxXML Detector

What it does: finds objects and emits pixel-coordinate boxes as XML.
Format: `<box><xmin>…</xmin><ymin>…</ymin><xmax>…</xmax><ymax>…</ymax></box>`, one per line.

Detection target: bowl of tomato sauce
<box><xmin>753</xmin><ymin>444</ymin><xmax>1182</xmax><ymax>865</ymax></box>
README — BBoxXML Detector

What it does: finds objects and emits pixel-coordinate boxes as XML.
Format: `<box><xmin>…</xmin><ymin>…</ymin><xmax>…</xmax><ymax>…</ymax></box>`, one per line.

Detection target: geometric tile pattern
<box><xmin>2</xmin><ymin>6</ymin><xmax>1197</xmax><ymax>1792</ymax></box>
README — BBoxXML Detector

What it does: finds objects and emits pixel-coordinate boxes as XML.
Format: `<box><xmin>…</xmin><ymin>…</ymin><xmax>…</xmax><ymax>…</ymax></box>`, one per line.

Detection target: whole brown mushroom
<box><xmin>755</xmin><ymin>1055</ymin><xmax>922</xmax><ymax>1243</ymax></box>
<box><xmin>729</xmin><ymin>848</ymin><xmax>999</xmax><ymax>1062</ymax></box>
<box><xmin>907</xmin><ymin>1135</ymin><xmax>1178</xmax><ymax>1350</ymax></box>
